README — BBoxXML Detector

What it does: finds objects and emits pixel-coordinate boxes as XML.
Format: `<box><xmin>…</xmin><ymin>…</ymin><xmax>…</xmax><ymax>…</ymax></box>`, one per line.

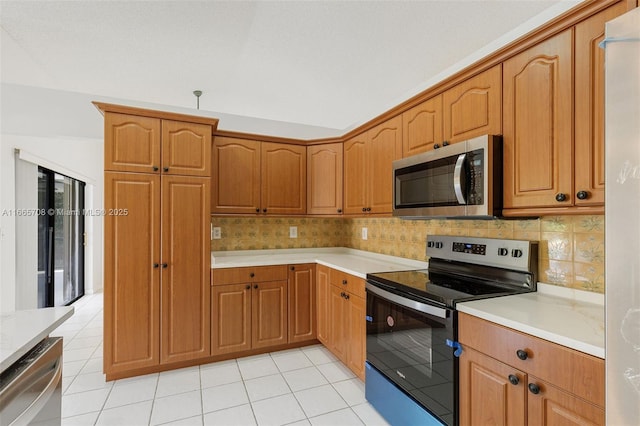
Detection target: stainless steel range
<box><xmin>364</xmin><ymin>235</ymin><xmax>538</xmax><ymax>425</ymax></box>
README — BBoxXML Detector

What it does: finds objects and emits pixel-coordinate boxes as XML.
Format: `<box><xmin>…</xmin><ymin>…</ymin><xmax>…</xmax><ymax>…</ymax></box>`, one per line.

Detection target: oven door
<box><xmin>365</xmin><ymin>283</ymin><xmax>457</xmax><ymax>425</ymax></box>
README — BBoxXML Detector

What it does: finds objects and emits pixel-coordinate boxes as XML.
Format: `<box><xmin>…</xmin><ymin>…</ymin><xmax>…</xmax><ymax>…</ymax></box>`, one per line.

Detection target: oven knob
<box><xmin>435</xmin><ymin>242</ymin><xmax>443</xmax><ymax>249</ymax></box>
<box><xmin>427</xmin><ymin>241</ymin><xmax>434</xmax><ymax>248</ymax></box>
<box><xmin>498</xmin><ymin>248</ymin><xmax>509</xmax><ymax>256</ymax></box>
<box><xmin>512</xmin><ymin>249</ymin><xmax>523</xmax><ymax>258</ymax></box>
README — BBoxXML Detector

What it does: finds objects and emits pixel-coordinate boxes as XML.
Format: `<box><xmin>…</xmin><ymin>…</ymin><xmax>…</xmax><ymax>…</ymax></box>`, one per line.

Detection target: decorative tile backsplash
<box><xmin>211</xmin><ymin>215</ymin><xmax>605</xmax><ymax>293</ymax></box>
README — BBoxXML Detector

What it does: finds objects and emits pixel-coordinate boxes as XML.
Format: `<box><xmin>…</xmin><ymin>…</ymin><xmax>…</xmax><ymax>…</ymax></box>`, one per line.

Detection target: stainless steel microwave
<box><xmin>392</xmin><ymin>135</ymin><xmax>502</xmax><ymax>218</ymax></box>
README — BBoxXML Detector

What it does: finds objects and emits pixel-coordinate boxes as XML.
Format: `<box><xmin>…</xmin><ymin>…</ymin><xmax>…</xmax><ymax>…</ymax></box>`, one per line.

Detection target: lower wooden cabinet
<box><xmin>317</xmin><ymin>265</ymin><xmax>366</xmax><ymax>380</ymax></box>
<box><xmin>288</xmin><ymin>264</ymin><xmax>317</xmax><ymax>344</ymax></box>
<box><xmin>459</xmin><ymin>312</ymin><xmax>605</xmax><ymax>426</ymax></box>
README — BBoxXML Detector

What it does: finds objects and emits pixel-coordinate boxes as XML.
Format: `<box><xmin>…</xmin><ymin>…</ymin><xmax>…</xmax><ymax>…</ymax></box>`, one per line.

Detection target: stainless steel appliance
<box><xmin>0</xmin><ymin>337</ymin><xmax>63</xmax><ymax>425</ymax></box>
<box><xmin>365</xmin><ymin>235</ymin><xmax>537</xmax><ymax>425</ymax></box>
<box><xmin>392</xmin><ymin>135</ymin><xmax>502</xmax><ymax>218</ymax></box>
<box><xmin>603</xmin><ymin>7</ymin><xmax>640</xmax><ymax>425</ymax></box>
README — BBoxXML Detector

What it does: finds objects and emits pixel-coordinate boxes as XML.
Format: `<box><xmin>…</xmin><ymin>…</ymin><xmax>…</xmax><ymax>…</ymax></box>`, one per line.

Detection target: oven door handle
<box><xmin>366</xmin><ymin>282</ymin><xmax>449</xmax><ymax>319</ymax></box>
<box><xmin>453</xmin><ymin>153</ymin><xmax>467</xmax><ymax>205</ymax></box>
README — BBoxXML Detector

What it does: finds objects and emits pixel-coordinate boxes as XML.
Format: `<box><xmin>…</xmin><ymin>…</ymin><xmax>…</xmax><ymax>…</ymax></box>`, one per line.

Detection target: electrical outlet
<box><xmin>212</xmin><ymin>227</ymin><xmax>222</xmax><ymax>239</ymax></box>
<box><xmin>289</xmin><ymin>226</ymin><xmax>298</xmax><ymax>238</ymax></box>
<box><xmin>362</xmin><ymin>227</ymin><xmax>368</xmax><ymax>240</ymax></box>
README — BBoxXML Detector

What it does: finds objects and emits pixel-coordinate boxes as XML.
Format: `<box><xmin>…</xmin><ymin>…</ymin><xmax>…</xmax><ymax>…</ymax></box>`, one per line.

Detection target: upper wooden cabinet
<box><xmin>212</xmin><ymin>137</ymin><xmax>306</xmax><ymax>215</ymax></box>
<box><xmin>401</xmin><ymin>65</ymin><xmax>501</xmax><ymax>157</ymax></box>
<box><xmin>344</xmin><ymin>116</ymin><xmax>402</xmax><ymax>214</ymax></box>
<box><xmin>443</xmin><ymin>65</ymin><xmax>502</xmax><ymax>143</ymax></box>
<box><xmin>307</xmin><ymin>143</ymin><xmax>343</xmax><ymax>215</ymax></box>
<box><xmin>105</xmin><ymin>112</ymin><xmax>211</xmax><ymax>176</ymax></box>
<box><xmin>402</xmin><ymin>95</ymin><xmax>443</xmax><ymax>157</ymax></box>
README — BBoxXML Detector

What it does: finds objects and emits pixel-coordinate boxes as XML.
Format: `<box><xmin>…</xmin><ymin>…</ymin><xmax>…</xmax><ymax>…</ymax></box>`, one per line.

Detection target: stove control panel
<box><xmin>427</xmin><ymin>235</ymin><xmax>538</xmax><ymax>274</ymax></box>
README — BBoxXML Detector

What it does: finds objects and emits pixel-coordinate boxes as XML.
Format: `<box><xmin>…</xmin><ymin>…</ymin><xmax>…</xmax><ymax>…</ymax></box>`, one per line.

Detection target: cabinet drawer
<box><xmin>459</xmin><ymin>312</ymin><xmax>604</xmax><ymax>407</ymax></box>
<box><xmin>212</xmin><ymin>265</ymin><xmax>288</xmax><ymax>286</ymax></box>
<box><xmin>329</xmin><ymin>269</ymin><xmax>365</xmax><ymax>298</ymax></box>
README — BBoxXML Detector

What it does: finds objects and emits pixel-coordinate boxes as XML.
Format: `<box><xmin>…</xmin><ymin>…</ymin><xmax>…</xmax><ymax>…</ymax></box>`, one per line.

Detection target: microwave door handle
<box><xmin>453</xmin><ymin>153</ymin><xmax>467</xmax><ymax>204</ymax></box>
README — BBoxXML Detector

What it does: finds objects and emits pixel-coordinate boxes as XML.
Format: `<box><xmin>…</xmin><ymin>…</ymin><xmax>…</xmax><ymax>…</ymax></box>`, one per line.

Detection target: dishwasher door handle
<box><xmin>11</xmin><ymin>357</ymin><xmax>61</xmax><ymax>426</ymax></box>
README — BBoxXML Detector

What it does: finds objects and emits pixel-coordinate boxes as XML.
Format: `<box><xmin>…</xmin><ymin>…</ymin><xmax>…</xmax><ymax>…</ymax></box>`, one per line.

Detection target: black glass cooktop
<box><xmin>366</xmin><ymin>269</ymin><xmax>532</xmax><ymax>308</ymax></box>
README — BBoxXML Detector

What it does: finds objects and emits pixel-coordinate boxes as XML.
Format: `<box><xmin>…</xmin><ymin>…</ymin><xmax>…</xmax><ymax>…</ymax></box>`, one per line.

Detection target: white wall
<box><xmin>0</xmin><ymin>134</ymin><xmax>103</xmax><ymax>312</ymax></box>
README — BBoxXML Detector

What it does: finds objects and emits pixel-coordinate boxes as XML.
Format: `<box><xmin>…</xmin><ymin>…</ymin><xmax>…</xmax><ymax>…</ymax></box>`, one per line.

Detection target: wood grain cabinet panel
<box><xmin>288</xmin><ymin>264</ymin><xmax>317</xmax><ymax>344</ymax></box>
<box><xmin>252</xmin><ymin>280</ymin><xmax>288</xmax><ymax>349</ymax></box>
<box><xmin>307</xmin><ymin>143</ymin><xmax>343</xmax><ymax>215</ymax></box>
<box><xmin>345</xmin><ymin>293</ymin><xmax>365</xmax><ymax>379</ymax></box>
<box><xmin>402</xmin><ymin>95</ymin><xmax>443</xmax><ymax>156</ymax></box>
<box><xmin>343</xmin><ymin>135</ymin><xmax>368</xmax><ymax>214</ymax></box>
<box><xmin>261</xmin><ymin>143</ymin><xmax>307</xmax><ymax>215</ymax></box>
<box><xmin>329</xmin><ymin>284</ymin><xmax>348</xmax><ymax>361</ymax></box>
<box><xmin>211</xmin><ymin>284</ymin><xmax>252</xmax><ymax>355</ymax></box>
<box><xmin>104</xmin><ymin>113</ymin><xmax>161</xmax><ymax>173</ymax></box>
<box><xmin>211</xmin><ymin>137</ymin><xmax>261</xmax><ymax>214</ymax></box>
<box><xmin>316</xmin><ymin>265</ymin><xmax>330</xmax><ymax>346</ymax></box>
<box><xmin>161</xmin><ymin>120</ymin><xmax>211</xmax><ymax>177</ymax></box>
<box><xmin>503</xmin><ymin>29</ymin><xmax>574</xmax><ymax>209</ymax></box>
<box><xmin>104</xmin><ymin>172</ymin><xmax>161</xmax><ymax>375</ymax></box>
<box><xmin>160</xmin><ymin>176</ymin><xmax>211</xmax><ymax>364</ymax></box>
<box><xmin>443</xmin><ymin>64</ymin><xmax>502</xmax><ymax>143</ymax></box>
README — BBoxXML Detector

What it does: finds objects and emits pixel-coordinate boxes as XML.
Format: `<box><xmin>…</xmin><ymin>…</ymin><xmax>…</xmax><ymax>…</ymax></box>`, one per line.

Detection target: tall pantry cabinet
<box><xmin>96</xmin><ymin>102</ymin><xmax>217</xmax><ymax>380</ymax></box>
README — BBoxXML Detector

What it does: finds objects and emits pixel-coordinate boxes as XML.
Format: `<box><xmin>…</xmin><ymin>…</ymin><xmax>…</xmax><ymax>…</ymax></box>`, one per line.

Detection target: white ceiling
<box><xmin>0</xmin><ymin>0</ymin><xmax>583</xmax><ymax>139</ymax></box>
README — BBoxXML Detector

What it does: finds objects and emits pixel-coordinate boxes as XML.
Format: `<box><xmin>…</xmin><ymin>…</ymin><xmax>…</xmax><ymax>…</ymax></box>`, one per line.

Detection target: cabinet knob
<box><xmin>528</xmin><ymin>383</ymin><xmax>541</xmax><ymax>395</ymax></box>
<box><xmin>340</xmin><ymin>292</ymin><xmax>345</xmax><ymax>298</ymax></box>
<box><xmin>442</xmin><ymin>141</ymin><xmax>450</xmax><ymax>147</ymax></box>
<box><xmin>555</xmin><ymin>193</ymin><xmax>567</xmax><ymax>202</ymax></box>
<box><xmin>345</xmin><ymin>293</ymin><xmax>350</xmax><ymax>300</ymax></box>
<box><xmin>254</xmin><ymin>284</ymin><xmax>258</xmax><ymax>289</ymax></box>
<box><xmin>516</xmin><ymin>349</ymin><xmax>529</xmax><ymax>360</ymax></box>
<box><xmin>366</xmin><ymin>207</ymin><xmax>371</xmax><ymax>212</ymax></box>
<box><xmin>153</xmin><ymin>263</ymin><xmax>159</xmax><ymax>268</ymax></box>
<box><xmin>163</xmin><ymin>167</ymin><xmax>169</xmax><ymax>172</ymax></box>
<box><xmin>576</xmin><ymin>190</ymin><xmax>589</xmax><ymax>200</ymax></box>
<box><xmin>263</xmin><ymin>208</ymin><xmax>267</xmax><ymax>213</ymax></box>
<box><xmin>434</xmin><ymin>143</ymin><xmax>440</xmax><ymax>149</ymax></box>
<box><xmin>342</xmin><ymin>280</ymin><xmax>347</xmax><ymax>285</ymax></box>
<box><xmin>249</xmin><ymin>272</ymin><xmax>255</xmax><ymax>278</ymax></box>
<box><xmin>162</xmin><ymin>263</ymin><xmax>168</xmax><ymax>268</ymax></box>
<box><xmin>337</xmin><ymin>209</ymin><xmax>342</xmax><ymax>213</ymax></box>
<box><xmin>255</xmin><ymin>208</ymin><xmax>260</xmax><ymax>213</ymax></box>
<box><xmin>152</xmin><ymin>166</ymin><xmax>159</xmax><ymax>172</ymax></box>
<box><xmin>362</xmin><ymin>208</ymin><xmax>366</xmax><ymax>212</ymax></box>
<box><xmin>290</xmin><ymin>266</ymin><xmax>295</xmax><ymax>271</ymax></box>
<box><xmin>508</xmin><ymin>374</ymin><xmax>519</xmax><ymax>386</ymax></box>
<box><xmin>246</xmin><ymin>285</ymin><xmax>250</xmax><ymax>290</ymax></box>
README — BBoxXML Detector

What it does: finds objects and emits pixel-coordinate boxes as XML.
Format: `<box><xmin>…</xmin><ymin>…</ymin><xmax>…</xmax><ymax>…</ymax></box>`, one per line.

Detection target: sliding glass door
<box><xmin>38</xmin><ymin>167</ymin><xmax>85</xmax><ymax>307</ymax></box>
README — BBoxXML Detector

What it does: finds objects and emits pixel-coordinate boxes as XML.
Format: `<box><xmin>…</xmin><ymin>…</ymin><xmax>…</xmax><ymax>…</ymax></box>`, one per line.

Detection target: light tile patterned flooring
<box><xmin>52</xmin><ymin>294</ymin><xmax>390</xmax><ymax>426</ymax></box>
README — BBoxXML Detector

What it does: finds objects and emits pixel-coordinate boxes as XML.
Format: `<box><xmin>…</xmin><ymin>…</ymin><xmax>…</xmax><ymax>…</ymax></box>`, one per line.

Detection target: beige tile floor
<box><xmin>52</xmin><ymin>294</ymin><xmax>390</xmax><ymax>426</ymax></box>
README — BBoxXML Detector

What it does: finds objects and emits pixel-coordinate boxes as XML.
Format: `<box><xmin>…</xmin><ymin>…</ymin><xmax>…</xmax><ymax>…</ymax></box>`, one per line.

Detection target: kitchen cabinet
<box><xmin>503</xmin><ymin>2</ymin><xmax>626</xmax><ymax>215</ymax></box>
<box><xmin>344</xmin><ymin>116</ymin><xmax>402</xmax><ymax>215</ymax></box>
<box><xmin>307</xmin><ymin>143</ymin><xmax>343</xmax><ymax>215</ymax></box>
<box><xmin>316</xmin><ymin>265</ymin><xmax>330</xmax><ymax>345</ymax></box>
<box><xmin>320</xmin><ymin>266</ymin><xmax>366</xmax><ymax>380</ymax></box>
<box><xmin>211</xmin><ymin>137</ymin><xmax>306</xmax><ymax>215</ymax></box>
<box><xmin>459</xmin><ymin>312</ymin><xmax>604</xmax><ymax>426</ymax></box>
<box><xmin>402</xmin><ymin>95</ymin><xmax>443</xmax><ymax>157</ymax></box>
<box><xmin>105</xmin><ymin>112</ymin><xmax>211</xmax><ymax>176</ymax></box>
<box><xmin>288</xmin><ymin>264</ymin><xmax>317</xmax><ymax>344</ymax></box>
<box><xmin>211</xmin><ymin>265</ymin><xmax>288</xmax><ymax>355</ymax></box>
<box><xmin>101</xmin><ymin>104</ymin><xmax>214</xmax><ymax>380</ymax></box>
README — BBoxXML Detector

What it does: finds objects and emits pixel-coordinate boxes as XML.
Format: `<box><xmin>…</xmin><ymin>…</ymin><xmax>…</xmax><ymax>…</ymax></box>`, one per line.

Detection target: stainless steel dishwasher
<box><xmin>0</xmin><ymin>337</ymin><xmax>63</xmax><ymax>425</ymax></box>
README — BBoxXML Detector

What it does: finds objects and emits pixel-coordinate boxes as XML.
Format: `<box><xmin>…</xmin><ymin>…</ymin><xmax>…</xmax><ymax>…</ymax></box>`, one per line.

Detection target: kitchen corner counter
<box><xmin>212</xmin><ymin>247</ymin><xmax>428</xmax><ymax>278</ymax></box>
<box><xmin>0</xmin><ymin>306</ymin><xmax>74</xmax><ymax>373</ymax></box>
<box><xmin>457</xmin><ymin>284</ymin><xmax>604</xmax><ymax>358</ymax></box>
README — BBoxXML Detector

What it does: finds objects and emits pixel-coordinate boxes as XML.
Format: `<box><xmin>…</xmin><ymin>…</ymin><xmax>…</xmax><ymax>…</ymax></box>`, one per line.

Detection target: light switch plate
<box><xmin>289</xmin><ymin>226</ymin><xmax>298</xmax><ymax>238</ymax></box>
<box><xmin>362</xmin><ymin>227</ymin><xmax>368</xmax><ymax>240</ymax></box>
<box><xmin>212</xmin><ymin>227</ymin><xmax>221</xmax><ymax>239</ymax></box>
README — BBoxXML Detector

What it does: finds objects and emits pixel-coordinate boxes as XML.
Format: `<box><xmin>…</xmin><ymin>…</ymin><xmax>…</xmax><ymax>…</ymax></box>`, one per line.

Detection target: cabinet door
<box><xmin>161</xmin><ymin>120</ymin><xmax>211</xmax><ymax>177</ymax></box>
<box><xmin>316</xmin><ymin>265</ymin><xmax>330</xmax><ymax>345</ymax></box>
<box><xmin>161</xmin><ymin>176</ymin><xmax>211</xmax><ymax>363</ymax></box>
<box><xmin>211</xmin><ymin>137</ymin><xmax>261</xmax><ymax>214</ymax></box>
<box><xmin>288</xmin><ymin>264</ymin><xmax>316</xmax><ymax>343</ymax></box>
<box><xmin>261</xmin><ymin>143</ymin><xmax>307</xmax><ymax>215</ymax></box>
<box><xmin>329</xmin><ymin>285</ymin><xmax>347</xmax><ymax>362</ymax></box>
<box><xmin>503</xmin><ymin>29</ymin><xmax>573</xmax><ymax>209</ymax></box>
<box><xmin>346</xmin><ymin>294</ymin><xmax>366</xmax><ymax>380</ymax></box>
<box><xmin>211</xmin><ymin>284</ymin><xmax>251</xmax><ymax>355</ymax></box>
<box><xmin>104</xmin><ymin>172</ymin><xmax>161</xmax><ymax>375</ymax></box>
<box><xmin>443</xmin><ymin>65</ymin><xmax>502</xmax><ymax>143</ymax></box>
<box><xmin>574</xmin><ymin>2</ymin><xmax>627</xmax><ymax>207</ymax></box>
<box><xmin>527</xmin><ymin>376</ymin><xmax>605</xmax><ymax>426</ymax></box>
<box><xmin>343</xmin><ymin>134</ymin><xmax>368</xmax><ymax>214</ymax></box>
<box><xmin>252</xmin><ymin>280</ymin><xmax>288</xmax><ymax>349</ymax></box>
<box><xmin>402</xmin><ymin>95</ymin><xmax>443</xmax><ymax>156</ymax></box>
<box><xmin>307</xmin><ymin>143</ymin><xmax>343</xmax><ymax>214</ymax></box>
<box><xmin>459</xmin><ymin>347</ymin><xmax>526</xmax><ymax>426</ymax></box>
<box><xmin>368</xmin><ymin>116</ymin><xmax>403</xmax><ymax>214</ymax></box>
<box><xmin>104</xmin><ymin>113</ymin><xmax>161</xmax><ymax>173</ymax></box>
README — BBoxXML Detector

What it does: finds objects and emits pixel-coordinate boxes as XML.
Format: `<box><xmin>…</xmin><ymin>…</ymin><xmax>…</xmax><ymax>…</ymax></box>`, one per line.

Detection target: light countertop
<box><xmin>457</xmin><ymin>284</ymin><xmax>604</xmax><ymax>358</ymax></box>
<box><xmin>212</xmin><ymin>247</ymin><xmax>429</xmax><ymax>278</ymax></box>
<box><xmin>0</xmin><ymin>306</ymin><xmax>74</xmax><ymax>373</ymax></box>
